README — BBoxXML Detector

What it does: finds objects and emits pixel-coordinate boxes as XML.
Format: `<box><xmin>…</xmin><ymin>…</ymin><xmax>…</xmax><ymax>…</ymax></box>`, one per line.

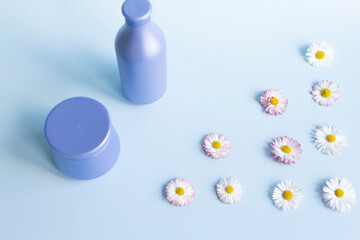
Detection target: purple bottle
<box><xmin>115</xmin><ymin>0</ymin><xmax>167</xmax><ymax>104</ymax></box>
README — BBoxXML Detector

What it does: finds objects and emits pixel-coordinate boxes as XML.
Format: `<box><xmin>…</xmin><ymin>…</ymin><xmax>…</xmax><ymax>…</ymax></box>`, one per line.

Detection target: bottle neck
<box><xmin>125</xmin><ymin>17</ymin><xmax>151</xmax><ymax>28</ymax></box>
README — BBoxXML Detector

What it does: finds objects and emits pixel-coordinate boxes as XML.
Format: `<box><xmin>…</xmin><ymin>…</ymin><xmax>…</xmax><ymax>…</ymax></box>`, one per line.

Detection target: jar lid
<box><xmin>45</xmin><ymin>97</ymin><xmax>111</xmax><ymax>158</ymax></box>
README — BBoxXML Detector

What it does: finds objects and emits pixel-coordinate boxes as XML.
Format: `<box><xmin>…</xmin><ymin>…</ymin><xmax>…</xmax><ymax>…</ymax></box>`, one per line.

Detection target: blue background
<box><xmin>1</xmin><ymin>0</ymin><xmax>360</xmax><ymax>239</ymax></box>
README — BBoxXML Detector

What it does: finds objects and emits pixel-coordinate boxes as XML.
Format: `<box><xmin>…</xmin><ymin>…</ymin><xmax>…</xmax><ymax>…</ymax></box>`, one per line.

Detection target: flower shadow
<box><xmin>253</xmin><ymin>90</ymin><xmax>264</xmax><ymax>107</ymax></box>
<box><xmin>264</xmin><ymin>140</ymin><xmax>276</xmax><ymax>162</ymax></box>
<box><xmin>198</xmin><ymin>134</ymin><xmax>207</xmax><ymax>155</ymax></box>
<box><xmin>315</xmin><ymin>178</ymin><xmax>329</xmax><ymax>209</ymax></box>
<box><xmin>267</xmin><ymin>181</ymin><xmax>284</xmax><ymax>211</ymax></box>
<box><xmin>298</xmin><ymin>44</ymin><xmax>310</xmax><ymax>62</ymax></box>
<box><xmin>161</xmin><ymin>181</ymin><xmax>169</xmax><ymax>201</ymax></box>
<box><xmin>309</xmin><ymin>126</ymin><xmax>319</xmax><ymax>145</ymax></box>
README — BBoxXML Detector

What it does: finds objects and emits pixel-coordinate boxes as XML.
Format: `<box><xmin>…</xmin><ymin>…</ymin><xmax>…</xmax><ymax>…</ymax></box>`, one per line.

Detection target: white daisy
<box><xmin>272</xmin><ymin>180</ymin><xmax>303</xmax><ymax>211</ymax></box>
<box><xmin>165</xmin><ymin>178</ymin><xmax>195</xmax><ymax>206</ymax></box>
<box><xmin>203</xmin><ymin>133</ymin><xmax>231</xmax><ymax>159</ymax></box>
<box><xmin>216</xmin><ymin>177</ymin><xmax>243</xmax><ymax>204</ymax></box>
<box><xmin>314</xmin><ymin>124</ymin><xmax>347</xmax><ymax>155</ymax></box>
<box><xmin>322</xmin><ymin>177</ymin><xmax>356</xmax><ymax>212</ymax></box>
<box><xmin>306</xmin><ymin>42</ymin><xmax>334</xmax><ymax>68</ymax></box>
<box><xmin>311</xmin><ymin>80</ymin><xmax>341</xmax><ymax>106</ymax></box>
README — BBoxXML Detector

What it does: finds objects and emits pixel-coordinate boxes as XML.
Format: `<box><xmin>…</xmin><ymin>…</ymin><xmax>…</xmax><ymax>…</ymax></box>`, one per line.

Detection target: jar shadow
<box><xmin>7</xmin><ymin>110</ymin><xmax>67</xmax><ymax>178</ymax></box>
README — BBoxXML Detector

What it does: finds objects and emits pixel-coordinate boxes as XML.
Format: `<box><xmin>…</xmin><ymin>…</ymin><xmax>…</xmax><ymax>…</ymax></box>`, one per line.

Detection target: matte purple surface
<box><xmin>45</xmin><ymin>97</ymin><xmax>110</xmax><ymax>156</ymax></box>
<box><xmin>115</xmin><ymin>0</ymin><xmax>167</xmax><ymax>104</ymax></box>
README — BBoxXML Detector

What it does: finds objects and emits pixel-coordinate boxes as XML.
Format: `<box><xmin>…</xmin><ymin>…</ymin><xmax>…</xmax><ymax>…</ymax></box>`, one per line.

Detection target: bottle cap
<box><xmin>122</xmin><ymin>0</ymin><xmax>152</xmax><ymax>27</ymax></box>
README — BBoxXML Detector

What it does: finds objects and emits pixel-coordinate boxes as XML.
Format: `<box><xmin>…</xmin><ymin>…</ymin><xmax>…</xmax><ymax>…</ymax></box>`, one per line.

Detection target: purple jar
<box><xmin>45</xmin><ymin>97</ymin><xmax>120</xmax><ymax>180</ymax></box>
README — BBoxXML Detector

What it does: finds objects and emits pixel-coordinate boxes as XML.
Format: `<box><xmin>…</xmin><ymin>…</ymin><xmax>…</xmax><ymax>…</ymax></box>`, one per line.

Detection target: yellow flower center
<box><xmin>315</xmin><ymin>50</ymin><xmax>326</xmax><ymax>59</ymax></box>
<box><xmin>283</xmin><ymin>190</ymin><xmax>293</xmax><ymax>200</ymax></box>
<box><xmin>321</xmin><ymin>88</ymin><xmax>331</xmax><ymax>98</ymax></box>
<box><xmin>225</xmin><ymin>186</ymin><xmax>234</xmax><ymax>194</ymax></box>
<box><xmin>176</xmin><ymin>187</ymin><xmax>184</xmax><ymax>196</ymax></box>
<box><xmin>212</xmin><ymin>141</ymin><xmax>221</xmax><ymax>149</ymax></box>
<box><xmin>270</xmin><ymin>97</ymin><xmax>279</xmax><ymax>106</ymax></box>
<box><xmin>335</xmin><ymin>189</ymin><xmax>344</xmax><ymax>198</ymax></box>
<box><xmin>282</xmin><ymin>145</ymin><xmax>292</xmax><ymax>154</ymax></box>
<box><xmin>327</xmin><ymin>134</ymin><xmax>336</xmax><ymax>143</ymax></box>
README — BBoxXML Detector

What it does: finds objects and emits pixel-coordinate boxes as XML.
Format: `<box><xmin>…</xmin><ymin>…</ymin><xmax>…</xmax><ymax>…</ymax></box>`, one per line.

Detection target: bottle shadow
<box><xmin>32</xmin><ymin>45</ymin><xmax>133</xmax><ymax>105</ymax></box>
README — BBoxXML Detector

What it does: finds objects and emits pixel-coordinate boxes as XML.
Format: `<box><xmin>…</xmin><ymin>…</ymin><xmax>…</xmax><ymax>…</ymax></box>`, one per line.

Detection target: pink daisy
<box><xmin>203</xmin><ymin>133</ymin><xmax>231</xmax><ymax>159</ymax></box>
<box><xmin>271</xmin><ymin>136</ymin><xmax>302</xmax><ymax>165</ymax></box>
<box><xmin>260</xmin><ymin>89</ymin><xmax>288</xmax><ymax>115</ymax></box>
<box><xmin>165</xmin><ymin>178</ymin><xmax>195</xmax><ymax>206</ymax></box>
<box><xmin>311</xmin><ymin>80</ymin><xmax>341</xmax><ymax>106</ymax></box>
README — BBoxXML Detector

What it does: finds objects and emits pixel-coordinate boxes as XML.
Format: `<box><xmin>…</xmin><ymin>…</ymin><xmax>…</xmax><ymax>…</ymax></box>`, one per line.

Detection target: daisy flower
<box><xmin>314</xmin><ymin>124</ymin><xmax>347</xmax><ymax>155</ymax></box>
<box><xmin>260</xmin><ymin>89</ymin><xmax>288</xmax><ymax>116</ymax></box>
<box><xmin>216</xmin><ymin>177</ymin><xmax>243</xmax><ymax>204</ymax></box>
<box><xmin>165</xmin><ymin>178</ymin><xmax>195</xmax><ymax>206</ymax></box>
<box><xmin>271</xmin><ymin>136</ymin><xmax>302</xmax><ymax>165</ymax></box>
<box><xmin>306</xmin><ymin>42</ymin><xmax>334</xmax><ymax>68</ymax></box>
<box><xmin>322</xmin><ymin>177</ymin><xmax>356</xmax><ymax>212</ymax></box>
<box><xmin>272</xmin><ymin>180</ymin><xmax>303</xmax><ymax>211</ymax></box>
<box><xmin>203</xmin><ymin>133</ymin><xmax>231</xmax><ymax>159</ymax></box>
<box><xmin>311</xmin><ymin>80</ymin><xmax>341</xmax><ymax>106</ymax></box>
